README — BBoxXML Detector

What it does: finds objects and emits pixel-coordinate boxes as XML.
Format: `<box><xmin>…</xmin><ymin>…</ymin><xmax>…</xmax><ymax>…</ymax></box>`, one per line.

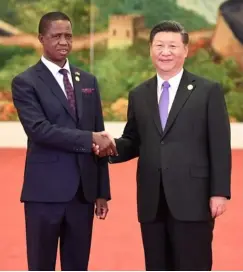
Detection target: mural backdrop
<box><xmin>0</xmin><ymin>0</ymin><xmax>242</xmax><ymax>122</ymax></box>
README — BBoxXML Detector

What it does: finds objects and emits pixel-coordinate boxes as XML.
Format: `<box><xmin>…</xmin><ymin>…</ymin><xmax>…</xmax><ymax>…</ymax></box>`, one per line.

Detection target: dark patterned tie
<box><xmin>59</xmin><ymin>68</ymin><xmax>76</xmax><ymax>114</ymax></box>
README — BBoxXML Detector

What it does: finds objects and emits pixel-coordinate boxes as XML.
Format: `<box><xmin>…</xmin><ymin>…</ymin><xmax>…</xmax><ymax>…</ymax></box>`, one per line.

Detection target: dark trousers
<box><xmin>24</xmin><ymin>185</ymin><xmax>94</xmax><ymax>271</ymax></box>
<box><xmin>140</xmin><ymin>183</ymin><xmax>214</xmax><ymax>271</ymax></box>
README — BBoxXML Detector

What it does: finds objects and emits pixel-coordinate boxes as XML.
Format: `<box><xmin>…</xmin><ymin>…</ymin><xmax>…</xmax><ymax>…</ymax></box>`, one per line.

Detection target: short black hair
<box><xmin>38</xmin><ymin>11</ymin><xmax>71</xmax><ymax>35</ymax></box>
<box><xmin>150</xmin><ymin>20</ymin><xmax>189</xmax><ymax>45</ymax></box>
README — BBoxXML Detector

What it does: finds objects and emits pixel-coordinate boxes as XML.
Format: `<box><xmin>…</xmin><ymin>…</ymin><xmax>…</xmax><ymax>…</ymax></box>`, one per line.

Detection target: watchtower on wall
<box><xmin>108</xmin><ymin>14</ymin><xmax>145</xmax><ymax>49</ymax></box>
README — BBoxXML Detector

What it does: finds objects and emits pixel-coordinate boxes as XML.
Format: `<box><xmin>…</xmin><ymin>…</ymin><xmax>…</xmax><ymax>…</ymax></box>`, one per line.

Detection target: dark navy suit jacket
<box><xmin>12</xmin><ymin>60</ymin><xmax>110</xmax><ymax>203</ymax></box>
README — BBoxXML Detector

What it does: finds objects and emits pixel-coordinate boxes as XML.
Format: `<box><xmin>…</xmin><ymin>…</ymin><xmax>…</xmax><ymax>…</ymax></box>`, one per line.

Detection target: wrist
<box><xmin>92</xmin><ymin>132</ymin><xmax>98</xmax><ymax>143</ymax></box>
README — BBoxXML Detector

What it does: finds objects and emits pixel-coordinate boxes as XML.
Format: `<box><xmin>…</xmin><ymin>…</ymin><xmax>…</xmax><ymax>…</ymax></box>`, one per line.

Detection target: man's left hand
<box><xmin>95</xmin><ymin>198</ymin><xmax>109</xmax><ymax>220</ymax></box>
<box><xmin>210</xmin><ymin>196</ymin><xmax>227</xmax><ymax>218</ymax></box>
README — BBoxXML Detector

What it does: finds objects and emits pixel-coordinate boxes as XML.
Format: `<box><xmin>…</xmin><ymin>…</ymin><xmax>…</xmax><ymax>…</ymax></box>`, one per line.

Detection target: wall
<box><xmin>0</xmin><ymin>122</ymin><xmax>242</xmax><ymax>149</ymax></box>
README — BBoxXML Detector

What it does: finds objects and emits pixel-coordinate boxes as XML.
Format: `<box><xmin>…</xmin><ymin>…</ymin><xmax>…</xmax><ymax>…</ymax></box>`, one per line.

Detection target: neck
<box><xmin>43</xmin><ymin>54</ymin><xmax>66</xmax><ymax>68</ymax></box>
<box><xmin>157</xmin><ymin>68</ymin><xmax>183</xmax><ymax>81</ymax></box>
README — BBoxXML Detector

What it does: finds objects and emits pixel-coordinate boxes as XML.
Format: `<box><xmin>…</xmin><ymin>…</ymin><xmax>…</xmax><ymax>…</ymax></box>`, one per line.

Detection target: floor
<box><xmin>0</xmin><ymin>149</ymin><xmax>242</xmax><ymax>270</ymax></box>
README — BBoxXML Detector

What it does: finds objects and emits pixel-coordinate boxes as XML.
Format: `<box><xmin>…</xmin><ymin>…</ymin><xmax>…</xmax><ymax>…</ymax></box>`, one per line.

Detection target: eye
<box><xmin>53</xmin><ymin>34</ymin><xmax>61</xmax><ymax>38</ymax></box>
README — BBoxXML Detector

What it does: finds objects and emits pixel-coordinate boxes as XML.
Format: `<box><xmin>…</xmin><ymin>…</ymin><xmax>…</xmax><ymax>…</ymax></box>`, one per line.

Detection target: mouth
<box><xmin>159</xmin><ymin>59</ymin><xmax>173</xmax><ymax>63</ymax></box>
<box><xmin>58</xmin><ymin>49</ymin><xmax>68</xmax><ymax>55</ymax></box>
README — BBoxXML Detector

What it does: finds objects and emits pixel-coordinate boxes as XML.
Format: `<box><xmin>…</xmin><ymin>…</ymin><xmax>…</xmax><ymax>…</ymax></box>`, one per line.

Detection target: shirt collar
<box><xmin>157</xmin><ymin>69</ymin><xmax>184</xmax><ymax>89</ymax></box>
<box><xmin>41</xmin><ymin>55</ymin><xmax>71</xmax><ymax>75</ymax></box>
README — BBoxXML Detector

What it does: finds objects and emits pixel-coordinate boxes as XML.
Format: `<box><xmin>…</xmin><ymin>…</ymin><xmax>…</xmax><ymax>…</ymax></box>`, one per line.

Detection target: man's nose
<box><xmin>161</xmin><ymin>47</ymin><xmax>171</xmax><ymax>55</ymax></box>
<box><xmin>59</xmin><ymin>36</ymin><xmax>68</xmax><ymax>45</ymax></box>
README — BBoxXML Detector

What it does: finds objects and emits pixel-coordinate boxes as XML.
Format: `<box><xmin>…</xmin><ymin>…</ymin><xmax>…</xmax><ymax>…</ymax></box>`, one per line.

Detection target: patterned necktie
<box><xmin>159</xmin><ymin>81</ymin><xmax>170</xmax><ymax>130</ymax></box>
<box><xmin>59</xmin><ymin>68</ymin><xmax>76</xmax><ymax>114</ymax></box>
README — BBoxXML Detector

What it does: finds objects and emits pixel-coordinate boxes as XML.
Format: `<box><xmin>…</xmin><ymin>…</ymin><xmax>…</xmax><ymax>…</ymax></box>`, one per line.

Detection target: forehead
<box><xmin>46</xmin><ymin>20</ymin><xmax>72</xmax><ymax>34</ymax></box>
<box><xmin>153</xmin><ymin>31</ymin><xmax>183</xmax><ymax>43</ymax></box>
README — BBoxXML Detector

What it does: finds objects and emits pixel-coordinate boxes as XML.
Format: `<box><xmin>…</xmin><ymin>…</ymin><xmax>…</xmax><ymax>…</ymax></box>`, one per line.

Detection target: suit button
<box><xmin>160</xmin><ymin>140</ymin><xmax>164</xmax><ymax>144</ymax></box>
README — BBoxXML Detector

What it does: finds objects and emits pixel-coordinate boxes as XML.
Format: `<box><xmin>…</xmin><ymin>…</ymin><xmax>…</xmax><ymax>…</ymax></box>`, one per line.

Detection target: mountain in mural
<box><xmin>177</xmin><ymin>0</ymin><xmax>225</xmax><ymax>23</ymax></box>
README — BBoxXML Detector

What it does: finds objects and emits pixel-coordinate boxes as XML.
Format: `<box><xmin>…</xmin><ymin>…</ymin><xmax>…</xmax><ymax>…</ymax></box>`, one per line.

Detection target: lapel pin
<box><xmin>187</xmin><ymin>84</ymin><xmax>193</xmax><ymax>90</ymax></box>
<box><xmin>75</xmin><ymin>76</ymin><xmax>80</xmax><ymax>82</ymax></box>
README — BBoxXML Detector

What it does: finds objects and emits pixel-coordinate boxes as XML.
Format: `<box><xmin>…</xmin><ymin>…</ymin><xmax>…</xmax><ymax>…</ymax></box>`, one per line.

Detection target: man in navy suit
<box><xmin>11</xmin><ymin>12</ymin><xmax>116</xmax><ymax>271</ymax></box>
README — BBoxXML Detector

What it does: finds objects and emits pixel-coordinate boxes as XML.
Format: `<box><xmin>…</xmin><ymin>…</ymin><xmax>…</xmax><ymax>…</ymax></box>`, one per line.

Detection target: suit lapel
<box><xmin>70</xmin><ymin>66</ymin><xmax>83</xmax><ymax>122</ymax></box>
<box><xmin>162</xmin><ymin>70</ymin><xmax>196</xmax><ymax>138</ymax></box>
<box><xmin>145</xmin><ymin>70</ymin><xmax>196</xmax><ymax>137</ymax></box>
<box><xmin>35</xmin><ymin>60</ymin><xmax>76</xmax><ymax>121</ymax></box>
<box><xmin>145</xmin><ymin>76</ymin><xmax>163</xmax><ymax>135</ymax></box>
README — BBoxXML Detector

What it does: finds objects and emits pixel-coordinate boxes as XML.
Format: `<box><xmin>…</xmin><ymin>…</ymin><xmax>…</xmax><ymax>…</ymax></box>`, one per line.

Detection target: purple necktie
<box><xmin>59</xmin><ymin>68</ymin><xmax>76</xmax><ymax>114</ymax></box>
<box><xmin>159</xmin><ymin>81</ymin><xmax>170</xmax><ymax>130</ymax></box>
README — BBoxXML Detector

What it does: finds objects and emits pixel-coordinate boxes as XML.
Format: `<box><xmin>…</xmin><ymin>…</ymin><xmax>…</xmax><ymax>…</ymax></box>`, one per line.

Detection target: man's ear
<box><xmin>149</xmin><ymin>43</ymin><xmax>152</xmax><ymax>58</ymax></box>
<box><xmin>184</xmin><ymin>45</ymin><xmax>189</xmax><ymax>58</ymax></box>
<box><xmin>38</xmin><ymin>34</ymin><xmax>43</xmax><ymax>44</ymax></box>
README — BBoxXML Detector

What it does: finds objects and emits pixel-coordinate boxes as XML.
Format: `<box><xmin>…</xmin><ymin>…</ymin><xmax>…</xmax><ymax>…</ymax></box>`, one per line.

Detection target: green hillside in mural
<box><xmin>93</xmin><ymin>0</ymin><xmax>212</xmax><ymax>32</ymax></box>
<box><xmin>2</xmin><ymin>0</ymin><xmax>211</xmax><ymax>34</ymax></box>
<box><xmin>0</xmin><ymin>0</ymin><xmax>243</xmax><ymax>121</ymax></box>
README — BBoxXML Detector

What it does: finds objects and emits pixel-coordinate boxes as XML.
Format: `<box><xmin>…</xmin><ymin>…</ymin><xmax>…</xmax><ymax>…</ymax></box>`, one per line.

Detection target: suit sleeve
<box><xmin>208</xmin><ymin>83</ymin><xmax>231</xmax><ymax>199</ymax></box>
<box><xmin>94</xmin><ymin>77</ymin><xmax>111</xmax><ymax>200</ymax></box>
<box><xmin>109</xmin><ymin>91</ymin><xmax>140</xmax><ymax>164</ymax></box>
<box><xmin>11</xmin><ymin>75</ymin><xmax>92</xmax><ymax>153</ymax></box>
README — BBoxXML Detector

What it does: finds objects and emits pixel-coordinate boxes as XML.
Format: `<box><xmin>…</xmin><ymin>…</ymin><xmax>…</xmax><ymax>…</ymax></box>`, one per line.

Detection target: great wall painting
<box><xmin>0</xmin><ymin>15</ymin><xmax>214</xmax><ymax>54</ymax></box>
<box><xmin>0</xmin><ymin>0</ymin><xmax>243</xmax><ymax>121</ymax></box>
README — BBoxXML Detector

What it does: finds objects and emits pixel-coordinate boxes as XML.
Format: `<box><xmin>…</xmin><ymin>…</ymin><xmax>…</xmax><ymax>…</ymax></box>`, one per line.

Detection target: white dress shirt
<box><xmin>41</xmin><ymin>55</ymin><xmax>73</xmax><ymax>98</ymax></box>
<box><xmin>157</xmin><ymin>69</ymin><xmax>184</xmax><ymax>113</ymax></box>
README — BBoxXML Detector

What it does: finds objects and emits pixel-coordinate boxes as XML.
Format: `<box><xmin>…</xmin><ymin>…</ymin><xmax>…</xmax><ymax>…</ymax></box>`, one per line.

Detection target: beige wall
<box><xmin>0</xmin><ymin>122</ymin><xmax>243</xmax><ymax>149</ymax></box>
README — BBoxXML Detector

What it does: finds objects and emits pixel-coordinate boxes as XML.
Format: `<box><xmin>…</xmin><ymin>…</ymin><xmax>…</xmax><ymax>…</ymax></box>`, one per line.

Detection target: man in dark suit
<box><xmin>11</xmin><ymin>12</ymin><xmax>116</xmax><ymax>271</ymax></box>
<box><xmin>103</xmin><ymin>21</ymin><xmax>231</xmax><ymax>270</ymax></box>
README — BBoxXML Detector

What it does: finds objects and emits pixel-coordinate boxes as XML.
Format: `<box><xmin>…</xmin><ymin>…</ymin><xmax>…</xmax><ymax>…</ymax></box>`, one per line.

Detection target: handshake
<box><xmin>92</xmin><ymin>131</ymin><xmax>118</xmax><ymax>157</ymax></box>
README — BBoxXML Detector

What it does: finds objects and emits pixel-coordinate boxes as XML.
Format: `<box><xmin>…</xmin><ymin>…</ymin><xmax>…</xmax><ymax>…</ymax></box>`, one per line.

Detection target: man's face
<box><xmin>150</xmin><ymin>31</ymin><xmax>188</xmax><ymax>77</ymax></box>
<box><xmin>38</xmin><ymin>20</ymin><xmax>72</xmax><ymax>66</ymax></box>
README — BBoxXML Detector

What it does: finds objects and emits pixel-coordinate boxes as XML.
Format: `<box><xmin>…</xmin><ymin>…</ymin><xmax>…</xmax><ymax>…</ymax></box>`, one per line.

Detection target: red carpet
<box><xmin>0</xmin><ymin>149</ymin><xmax>242</xmax><ymax>270</ymax></box>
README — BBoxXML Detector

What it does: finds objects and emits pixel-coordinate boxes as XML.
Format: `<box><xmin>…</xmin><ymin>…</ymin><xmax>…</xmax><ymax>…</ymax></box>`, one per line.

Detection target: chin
<box><xmin>160</xmin><ymin>67</ymin><xmax>173</xmax><ymax>73</ymax></box>
<box><xmin>58</xmin><ymin>55</ymin><xmax>68</xmax><ymax>60</ymax></box>
<box><xmin>157</xmin><ymin>63</ymin><xmax>173</xmax><ymax>71</ymax></box>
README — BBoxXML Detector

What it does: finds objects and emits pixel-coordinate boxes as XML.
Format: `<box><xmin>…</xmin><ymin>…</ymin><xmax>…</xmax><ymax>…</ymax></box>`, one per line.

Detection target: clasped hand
<box><xmin>92</xmin><ymin>131</ymin><xmax>117</xmax><ymax>157</ymax></box>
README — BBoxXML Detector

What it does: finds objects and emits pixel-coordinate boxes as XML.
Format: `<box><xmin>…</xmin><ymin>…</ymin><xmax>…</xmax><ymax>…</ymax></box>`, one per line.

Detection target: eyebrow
<box><xmin>154</xmin><ymin>41</ymin><xmax>178</xmax><ymax>44</ymax></box>
<box><xmin>50</xmin><ymin>32</ymin><xmax>72</xmax><ymax>35</ymax></box>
